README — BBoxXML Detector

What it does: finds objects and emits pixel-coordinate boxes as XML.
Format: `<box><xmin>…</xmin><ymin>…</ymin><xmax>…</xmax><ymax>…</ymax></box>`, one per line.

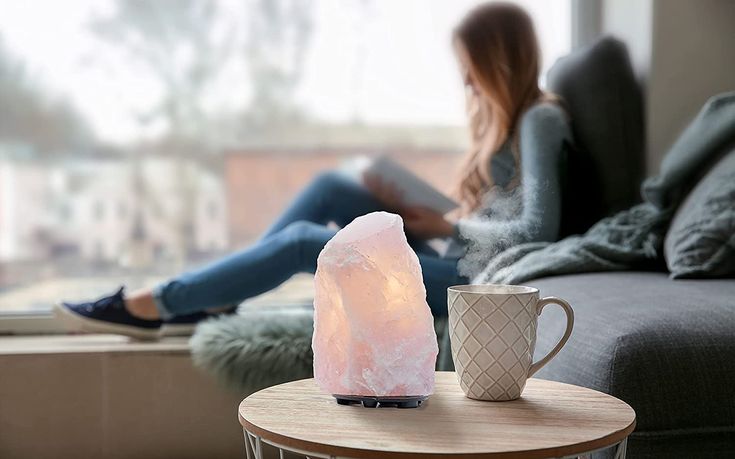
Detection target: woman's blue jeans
<box><xmin>153</xmin><ymin>171</ymin><xmax>466</xmax><ymax>318</ymax></box>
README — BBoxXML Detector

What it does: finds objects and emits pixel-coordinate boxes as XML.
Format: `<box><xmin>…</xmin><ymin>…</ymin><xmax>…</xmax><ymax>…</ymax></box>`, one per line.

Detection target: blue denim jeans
<box><xmin>153</xmin><ymin>171</ymin><xmax>466</xmax><ymax>318</ymax></box>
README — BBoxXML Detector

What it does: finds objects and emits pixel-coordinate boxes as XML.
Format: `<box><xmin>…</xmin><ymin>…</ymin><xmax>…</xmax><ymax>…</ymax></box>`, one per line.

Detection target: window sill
<box><xmin>0</xmin><ymin>333</ymin><xmax>190</xmax><ymax>355</ymax></box>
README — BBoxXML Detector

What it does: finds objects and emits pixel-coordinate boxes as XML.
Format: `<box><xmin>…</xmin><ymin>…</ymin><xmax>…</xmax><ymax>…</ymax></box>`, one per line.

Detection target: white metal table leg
<box><xmin>244</xmin><ymin>431</ymin><xmax>252</xmax><ymax>459</ymax></box>
<box><xmin>561</xmin><ymin>436</ymin><xmax>629</xmax><ymax>459</ymax></box>
<box><xmin>244</xmin><ymin>431</ymin><xmax>264</xmax><ymax>459</ymax></box>
<box><xmin>613</xmin><ymin>438</ymin><xmax>628</xmax><ymax>459</ymax></box>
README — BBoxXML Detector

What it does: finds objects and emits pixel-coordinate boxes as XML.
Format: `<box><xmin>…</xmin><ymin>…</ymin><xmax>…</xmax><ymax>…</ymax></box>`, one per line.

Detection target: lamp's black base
<box><xmin>333</xmin><ymin>394</ymin><xmax>428</xmax><ymax>409</ymax></box>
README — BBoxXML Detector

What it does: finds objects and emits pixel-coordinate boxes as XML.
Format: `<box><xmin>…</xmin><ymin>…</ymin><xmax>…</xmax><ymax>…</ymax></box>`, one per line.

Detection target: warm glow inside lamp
<box><xmin>311</xmin><ymin>211</ymin><xmax>439</xmax><ymax>408</ymax></box>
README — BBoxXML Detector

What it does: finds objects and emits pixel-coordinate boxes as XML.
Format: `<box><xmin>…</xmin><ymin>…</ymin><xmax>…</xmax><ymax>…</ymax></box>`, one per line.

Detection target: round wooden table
<box><xmin>238</xmin><ymin>371</ymin><xmax>635</xmax><ymax>459</ymax></box>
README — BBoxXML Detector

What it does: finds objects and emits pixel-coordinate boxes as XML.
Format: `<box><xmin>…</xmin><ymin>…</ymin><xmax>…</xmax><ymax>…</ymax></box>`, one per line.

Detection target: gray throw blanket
<box><xmin>475</xmin><ymin>91</ymin><xmax>735</xmax><ymax>284</ymax></box>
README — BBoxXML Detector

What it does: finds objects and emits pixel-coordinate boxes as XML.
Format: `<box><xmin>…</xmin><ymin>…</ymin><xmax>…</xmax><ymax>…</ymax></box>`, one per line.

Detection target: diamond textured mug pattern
<box><xmin>448</xmin><ymin>285</ymin><xmax>574</xmax><ymax>401</ymax></box>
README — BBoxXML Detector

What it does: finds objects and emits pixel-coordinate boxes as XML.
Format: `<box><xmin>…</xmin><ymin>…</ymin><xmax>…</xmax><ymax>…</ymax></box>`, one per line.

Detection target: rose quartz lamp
<box><xmin>312</xmin><ymin>211</ymin><xmax>439</xmax><ymax>408</ymax></box>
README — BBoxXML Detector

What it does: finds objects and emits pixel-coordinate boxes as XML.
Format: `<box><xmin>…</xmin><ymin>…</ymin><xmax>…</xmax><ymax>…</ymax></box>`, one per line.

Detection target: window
<box><xmin>118</xmin><ymin>202</ymin><xmax>127</xmax><ymax>220</ymax></box>
<box><xmin>0</xmin><ymin>0</ymin><xmax>570</xmax><ymax>330</ymax></box>
<box><xmin>93</xmin><ymin>201</ymin><xmax>105</xmax><ymax>221</ymax></box>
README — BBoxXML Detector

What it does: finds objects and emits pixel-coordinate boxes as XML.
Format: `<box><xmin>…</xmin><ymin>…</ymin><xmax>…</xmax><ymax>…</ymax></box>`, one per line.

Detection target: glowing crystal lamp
<box><xmin>312</xmin><ymin>211</ymin><xmax>438</xmax><ymax>408</ymax></box>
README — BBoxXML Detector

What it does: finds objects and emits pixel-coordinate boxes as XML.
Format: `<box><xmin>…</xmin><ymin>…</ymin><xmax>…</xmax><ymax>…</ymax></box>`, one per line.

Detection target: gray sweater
<box><xmin>448</xmin><ymin>102</ymin><xmax>573</xmax><ymax>278</ymax></box>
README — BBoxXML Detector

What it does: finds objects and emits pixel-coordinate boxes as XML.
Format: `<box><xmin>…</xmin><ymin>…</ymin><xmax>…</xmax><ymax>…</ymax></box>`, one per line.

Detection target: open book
<box><xmin>344</xmin><ymin>155</ymin><xmax>459</xmax><ymax>215</ymax></box>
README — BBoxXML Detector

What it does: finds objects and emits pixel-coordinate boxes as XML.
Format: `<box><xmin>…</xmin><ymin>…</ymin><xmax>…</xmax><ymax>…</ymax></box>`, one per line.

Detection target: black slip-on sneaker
<box><xmin>55</xmin><ymin>287</ymin><xmax>162</xmax><ymax>340</ymax></box>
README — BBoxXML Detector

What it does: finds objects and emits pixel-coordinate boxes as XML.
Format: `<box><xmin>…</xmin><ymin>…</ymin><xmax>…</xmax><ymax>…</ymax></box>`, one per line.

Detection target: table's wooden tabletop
<box><xmin>238</xmin><ymin>371</ymin><xmax>636</xmax><ymax>459</ymax></box>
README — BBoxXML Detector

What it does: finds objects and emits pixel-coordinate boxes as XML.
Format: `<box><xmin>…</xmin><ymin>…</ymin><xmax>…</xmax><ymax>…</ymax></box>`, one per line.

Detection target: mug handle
<box><xmin>528</xmin><ymin>296</ymin><xmax>574</xmax><ymax>377</ymax></box>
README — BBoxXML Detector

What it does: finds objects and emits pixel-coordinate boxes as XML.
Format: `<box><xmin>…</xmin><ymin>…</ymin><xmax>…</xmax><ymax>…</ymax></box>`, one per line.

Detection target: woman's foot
<box><xmin>55</xmin><ymin>287</ymin><xmax>162</xmax><ymax>340</ymax></box>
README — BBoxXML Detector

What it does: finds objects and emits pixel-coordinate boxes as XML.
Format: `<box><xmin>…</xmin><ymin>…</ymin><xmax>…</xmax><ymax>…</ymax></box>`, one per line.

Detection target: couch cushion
<box><xmin>547</xmin><ymin>36</ymin><xmax>644</xmax><ymax>216</ymax></box>
<box><xmin>665</xmin><ymin>147</ymin><xmax>735</xmax><ymax>278</ymax></box>
<box><xmin>528</xmin><ymin>272</ymin><xmax>735</xmax><ymax>433</ymax></box>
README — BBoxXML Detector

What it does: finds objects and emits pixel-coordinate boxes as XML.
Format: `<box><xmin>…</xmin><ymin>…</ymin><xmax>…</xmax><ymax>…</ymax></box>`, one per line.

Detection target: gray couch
<box><xmin>436</xmin><ymin>37</ymin><xmax>735</xmax><ymax>458</ymax></box>
<box><xmin>435</xmin><ymin>272</ymin><xmax>735</xmax><ymax>459</ymax></box>
<box><xmin>531</xmin><ymin>273</ymin><xmax>735</xmax><ymax>458</ymax></box>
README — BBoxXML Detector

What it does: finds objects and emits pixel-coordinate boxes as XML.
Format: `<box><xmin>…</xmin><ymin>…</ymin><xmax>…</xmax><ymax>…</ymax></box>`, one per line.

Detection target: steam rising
<box><xmin>457</xmin><ymin>177</ymin><xmax>547</xmax><ymax>281</ymax></box>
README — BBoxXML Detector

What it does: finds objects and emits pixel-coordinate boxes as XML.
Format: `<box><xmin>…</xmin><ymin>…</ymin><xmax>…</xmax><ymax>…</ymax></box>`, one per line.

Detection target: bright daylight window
<box><xmin>0</xmin><ymin>0</ymin><xmax>570</xmax><ymax>324</ymax></box>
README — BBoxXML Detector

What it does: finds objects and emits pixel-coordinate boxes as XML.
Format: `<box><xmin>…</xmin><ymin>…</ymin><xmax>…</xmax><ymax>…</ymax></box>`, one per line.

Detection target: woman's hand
<box><xmin>363</xmin><ymin>172</ymin><xmax>405</xmax><ymax>211</ymax></box>
<box><xmin>402</xmin><ymin>207</ymin><xmax>455</xmax><ymax>239</ymax></box>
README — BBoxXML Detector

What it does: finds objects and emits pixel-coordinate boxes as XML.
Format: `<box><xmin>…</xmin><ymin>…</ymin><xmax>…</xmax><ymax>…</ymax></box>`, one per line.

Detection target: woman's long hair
<box><xmin>453</xmin><ymin>2</ymin><xmax>547</xmax><ymax>214</ymax></box>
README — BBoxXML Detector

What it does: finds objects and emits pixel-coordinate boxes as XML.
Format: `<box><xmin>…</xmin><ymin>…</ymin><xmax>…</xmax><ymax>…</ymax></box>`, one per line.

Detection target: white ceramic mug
<box><xmin>447</xmin><ymin>284</ymin><xmax>574</xmax><ymax>401</ymax></box>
